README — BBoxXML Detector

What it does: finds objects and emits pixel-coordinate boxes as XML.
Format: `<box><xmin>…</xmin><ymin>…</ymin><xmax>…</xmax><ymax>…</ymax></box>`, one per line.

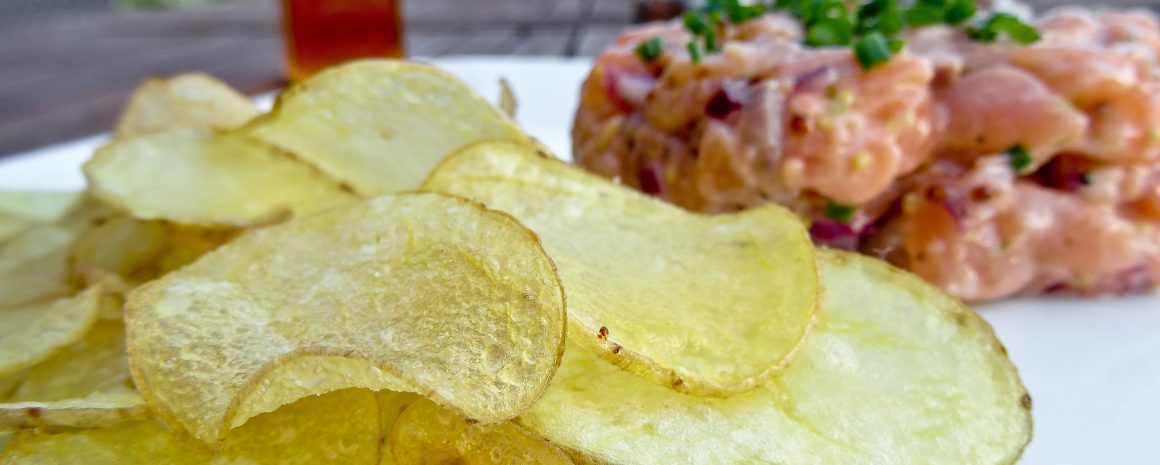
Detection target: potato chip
<box><xmin>0</xmin><ymin>215</ymin><xmax>29</xmax><ymax>246</ymax></box>
<box><xmin>0</xmin><ymin>192</ymin><xmax>83</xmax><ymax>223</ymax></box>
<box><xmin>3</xmin><ymin>314</ymin><xmax>143</xmax><ymax>431</ymax></box>
<box><xmin>377</xmin><ymin>391</ymin><xmax>417</xmax><ymax>465</ymax></box>
<box><xmin>0</xmin><ymin>391</ymin><xmax>147</xmax><ymax>430</ymax></box>
<box><xmin>499</xmin><ymin>77</ymin><xmax>517</xmax><ymax>118</ymax></box>
<box><xmin>85</xmin><ymin>130</ymin><xmax>356</xmax><ymax>227</ymax></box>
<box><xmin>114</xmin><ymin>73</ymin><xmax>260</xmax><ymax>138</ymax></box>
<box><xmin>245</xmin><ymin>60</ymin><xmax>528</xmax><ymax>195</ymax></box>
<box><xmin>0</xmin><ymin>372</ymin><xmax>25</xmax><ymax>401</ymax></box>
<box><xmin>0</xmin><ymin>191</ymin><xmax>83</xmax><ymax>248</ymax></box>
<box><xmin>1</xmin><ymin>388</ymin><xmax>380</xmax><ymax>465</ymax></box>
<box><xmin>95</xmin><ymin>292</ymin><xmax>125</xmax><ymax>321</ymax></box>
<box><xmin>68</xmin><ymin>215</ymin><xmax>167</xmax><ymax>285</ymax></box>
<box><xmin>422</xmin><ymin>141</ymin><xmax>818</xmax><ymax>395</ymax></box>
<box><xmin>8</xmin><ymin>321</ymin><xmax>130</xmax><ymax>402</ymax></box>
<box><xmin>68</xmin><ymin>215</ymin><xmax>238</xmax><ymax>286</ymax></box>
<box><xmin>0</xmin><ymin>223</ymin><xmax>77</xmax><ymax>309</ymax></box>
<box><xmin>55</xmin><ymin>195</ymin><xmax>118</xmax><ymax>231</ymax></box>
<box><xmin>516</xmin><ymin>250</ymin><xmax>1032</xmax><ymax>465</ymax></box>
<box><xmin>391</xmin><ymin>397</ymin><xmax>575</xmax><ymax>465</ymax></box>
<box><xmin>0</xmin><ymin>288</ymin><xmax>101</xmax><ymax>377</ymax></box>
<box><xmin>126</xmin><ymin>192</ymin><xmax>566</xmax><ymax>446</ymax></box>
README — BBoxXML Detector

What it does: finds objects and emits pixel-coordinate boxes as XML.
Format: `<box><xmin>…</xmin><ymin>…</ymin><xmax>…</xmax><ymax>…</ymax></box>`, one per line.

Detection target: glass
<box><xmin>635</xmin><ymin>0</ymin><xmax>687</xmax><ymax>22</ymax></box>
<box><xmin>280</xmin><ymin>0</ymin><xmax>405</xmax><ymax>83</ymax></box>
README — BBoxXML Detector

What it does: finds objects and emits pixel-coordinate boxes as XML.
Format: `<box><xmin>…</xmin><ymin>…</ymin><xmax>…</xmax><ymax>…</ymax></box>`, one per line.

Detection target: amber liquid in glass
<box><xmin>281</xmin><ymin>0</ymin><xmax>404</xmax><ymax>82</ymax></box>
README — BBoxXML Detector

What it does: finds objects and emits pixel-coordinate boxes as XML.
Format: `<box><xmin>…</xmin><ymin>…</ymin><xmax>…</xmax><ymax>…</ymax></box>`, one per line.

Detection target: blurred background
<box><xmin>0</xmin><ymin>0</ymin><xmax>1148</xmax><ymax>158</ymax></box>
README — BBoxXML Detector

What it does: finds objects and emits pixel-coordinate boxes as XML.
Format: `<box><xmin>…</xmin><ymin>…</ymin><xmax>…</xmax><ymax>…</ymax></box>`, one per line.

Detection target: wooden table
<box><xmin>0</xmin><ymin>0</ymin><xmax>635</xmax><ymax>158</ymax></box>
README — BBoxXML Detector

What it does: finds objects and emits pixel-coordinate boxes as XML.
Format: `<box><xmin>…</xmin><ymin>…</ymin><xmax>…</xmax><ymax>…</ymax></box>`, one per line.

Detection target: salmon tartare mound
<box><xmin>573</xmin><ymin>3</ymin><xmax>1160</xmax><ymax>302</ymax></box>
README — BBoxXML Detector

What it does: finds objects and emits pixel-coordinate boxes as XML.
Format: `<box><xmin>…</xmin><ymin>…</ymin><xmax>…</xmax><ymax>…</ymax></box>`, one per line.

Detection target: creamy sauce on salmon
<box><xmin>573</xmin><ymin>7</ymin><xmax>1160</xmax><ymax>302</ymax></box>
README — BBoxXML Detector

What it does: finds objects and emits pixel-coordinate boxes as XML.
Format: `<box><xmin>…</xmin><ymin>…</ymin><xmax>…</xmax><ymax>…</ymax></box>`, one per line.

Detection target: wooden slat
<box><xmin>443</xmin><ymin>28</ymin><xmax>524</xmax><ymax>55</ymax></box>
<box><xmin>591</xmin><ymin>0</ymin><xmax>635</xmax><ymax>21</ymax></box>
<box><xmin>576</xmin><ymin>25</ymin><xmax>624</xmax><ymax>58</ymax></box>
<box><xmin>509</xmin><ymin>27</ymin><xmax>574</xmax><ymax>56</ymax></box>
<box><xmin>0</xmin><ymin>0</ymin><xmax>627</xmax><ymax>157</ymax></box>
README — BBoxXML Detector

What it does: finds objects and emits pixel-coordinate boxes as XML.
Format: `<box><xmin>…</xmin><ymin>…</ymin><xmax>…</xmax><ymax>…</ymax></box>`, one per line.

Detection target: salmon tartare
<box><xmin>573</xmin><ymin>2</ymin><xmax>1160</xmax><ymax>302</ymax></box>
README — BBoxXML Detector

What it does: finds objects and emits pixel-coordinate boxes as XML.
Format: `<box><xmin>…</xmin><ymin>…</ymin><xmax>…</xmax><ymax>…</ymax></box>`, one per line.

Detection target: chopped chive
<box><xmin>634</xmin><ymin>37</ymin><xmax>665</xmax><ymax>63</ymax></box>
<box><xmin>856</xmin><ymin>15</ymin><xmax>899</xmax><ymax>36</ymax></box>
<box><xmin>966</xmin><ymin>24</ymin><xmax>996</xmax><ymax>41</ymax></box>
<box><xmin>904</xmin><ymin>5</ymin><xmax>944</xmax><ymax>27</ymax></box>
<box><xmin>877</xmin><ymin>11</ymin><xmax>905</xmax><ymax>35</ymax></box>
<box><xmin>856</xmin><ymin>0</ymin><xmax>891</xmax><ymax>20</ymax></box>
<box><xmin>754</xmin><ymin>0</ymin><xmax>1005</xmax><ymax>61</ymax></box>
<box><xmin>853</xmin><ymin>32</ymin><xmax>894</xmax><ymax>69</ymax></box>
<box><xmin>992</xmin><ymin>13</ymin><xmax>1040</xmax><ymax>43</ymax></box>
<box><xmin>806</xmin><ymin>18</ymin><xmax>854</xmax><ymax>46</ymax></box>
<box><xmin>797</xmin><ymin>0</ymin><xmax>846</xmax><ymax>25</ymax></box>
<box><xmin>969</xmin><ymin>13</ymin><xmax>1039</xmax><ymax>44</ymax></box>
<box><xmin>887</xmin><ymin>37</ymin><xmax>904</xmax><ymax>52</ymax></box>
<box><xmin>704</xmin><ymin>28</ymin><xmax>720</xmax><ymax>52</ymax></box>
<box><xmin>683</xmin><ymin>11</ymin><xmax>711</xmax><ymax>35</ymax></box>
<box><xmin>687</xmin><ymin>40</ymin><xmax>703</xmax><ymax>63</ymax></box>
<box><xmin>857</xmin><ymin>0</ymin><xmax>903</xmax><ymax>36</ymax></box>
<box><xmin>727</xmin><ymin>2</ymin><xmax>766</xmax><ymax>23</ymax></box>
<box><xmin>824</xmin><ymin>201</ymin><xmax>858</xmax><ymax>223</ymax></box>
<box><xmin>944</xmin><ymin>0</ymin><xmax>976</xmax><ymax>24</ymax></box>
<box><xmin>1005</xmin><ymin>144</ymin><xmax>1034</xmax><ymax>172</ymax></box>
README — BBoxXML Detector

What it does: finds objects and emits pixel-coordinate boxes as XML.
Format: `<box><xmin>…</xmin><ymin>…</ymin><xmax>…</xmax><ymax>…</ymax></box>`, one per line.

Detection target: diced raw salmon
<box><xmin>573</xmin><ymin>9</ymin><xmax>1160</xmax><ymax>301</ymax></box>
<box><xmin>938</xmin><ymin>67</ymin><xmax>1087</xmax><ymax>166</ymax></box>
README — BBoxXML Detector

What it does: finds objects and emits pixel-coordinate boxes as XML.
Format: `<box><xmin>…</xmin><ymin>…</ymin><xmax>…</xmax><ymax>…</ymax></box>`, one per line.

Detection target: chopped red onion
<box><xmin>603</xmin><ymin>68</ymin><xmax>657</xmax><ymax>113</ymax></box>
<box><xmin>1032</xmin><ymin>154</ymin><xmax>1093</xmax><ymax>193</ymax></box>
<box><xmin>809</xmin><ymin>219</ymin><xmax>860</xmax><ymax>250</ymax></box>
<box><xmin>705</xmin><ymin>88</ymin><xmax>742</xmax><ymax>119</ymax></box>
<box><xmin>637</xmin><ymin>162</ymin><xmax>665</xmax><ymax>195</ymax></box>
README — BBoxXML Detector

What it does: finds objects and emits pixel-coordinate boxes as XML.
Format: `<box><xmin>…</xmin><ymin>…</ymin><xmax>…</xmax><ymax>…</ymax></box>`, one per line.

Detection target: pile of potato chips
<box><xmin>0</xmin><ymin>61</ymin><xmax>1032</xmax><ymax>464</ymax></box>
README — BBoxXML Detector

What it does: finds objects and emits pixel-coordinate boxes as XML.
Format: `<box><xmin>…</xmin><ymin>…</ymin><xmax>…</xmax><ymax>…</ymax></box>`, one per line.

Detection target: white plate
<box><xmin>2</xmin><ymin>56</ymin><xmax>1157</xmax><ymax>465</ymax></box>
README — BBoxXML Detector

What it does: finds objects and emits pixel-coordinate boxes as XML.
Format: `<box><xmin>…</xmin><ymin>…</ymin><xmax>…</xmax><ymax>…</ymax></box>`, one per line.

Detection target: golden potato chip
<box><xmin>68</xmin><ymin>215</ymin><xmax>167</xmax><ymax>285</ymax></box>
<box><xmin>8</xmin><ymin>321</ymin><xmax>129</xmax><ymax>402</ymax></box>
<box><xmin>516</xmin><ymin>250</ymin><xmax>1032</xmax><ymax>465</ymax></box>
<box><xmin>391</xmin><ymin>397</ymin><xmax>575</xmax><ymax>465</ymax></box>
<box><xmin>0</xmin><ymin>215</ymin><xmax>29</xmax><ymax>246</ymax></box>
<box><xmin>0</xmin><ymin>288</ymin><xmax>101</xmax><ymax>377</ymax></box>
<box><xmin>85</xmin><ymin>130</ymin><xmax>356</xmax><ymax>227</ymax></box>
<box><xmin>95</xmin><ymin>289</ymin><xmax>126</xmax><ymax>321</ymax></box>
<box><xmin>0</xmin><ymin>224</ymin><xmax>74</xmax><ymax>264</ymax></box>
<box><xmin>126</xmin><ymin>192</ymin><xmax>566</xmax><ymax>446</ymax></box>
<box><xmin>0</xmin><ymin>191</ymin><xmax>80</xmax><ymax>250</ymax></box>
<box><xmin>423</xmin><ymin>141</ymin><xmax>818</xmax><ymax>395</ymax></box>
<box><xmin>68</xmin><ymin>214</ymin><xmax>238</xmax><ymax>287</ymax></box>
<box><xmin>0</xmin><ymin>371</ymin><xmax>25</xmax><ymax>401</ymax></box>
<box><xmin>0</xmin><ymin>192</ymin><xmax>83</xmax><ymax>223</ymax></box>
<box><xmin>1</xmin><ymin>388</ymin><xmax>380</xmax><ymax>465</ymax></box>
<box><xmin>0</xmin><ymin>224</ymin><xmax>77</xmax><ymax>309</ymax></box>
<box><xmin>151</xmin><ymin>222</ymin><xmax>239</xmax><ymax>274</ymax></box>
<box><xmin>3</xmin><ymin>314</ymin><xmax>142</xmax><ymax>431</ymax></box>
<box><xmin>377</xmin><ymin>391</ymin><xmax>417</xmax><ymax>465</ymax></box>
<box><xmin>245</xmin><ymin>60</ymin><xmax>528</xmax><ymax>195</ymax></box>
<box><xmin>55</xmin><ymin>195</ymin><xmax>118</xmax><ymax>232</ymax></box>
<box><xmin>499</xmin><ymin>77</ymin><xmax>517</xmax><ymax>118</ymax></box>
<box><xmin>114</xmin><ymin>73</ymin><xmax>260</xmax><ymax>138</ymax></box>
<box><xmin>0</xmin><ymin>391</ymin><xmax>147</xmax><ymax>430</ymax></box>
